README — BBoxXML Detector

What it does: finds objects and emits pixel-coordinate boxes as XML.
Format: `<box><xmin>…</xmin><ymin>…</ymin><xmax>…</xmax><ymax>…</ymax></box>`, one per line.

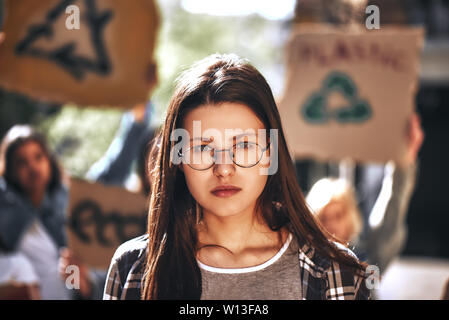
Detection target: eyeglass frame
<box><xmin>177</xmin><ymin>141</ymin><xmax>271</xmax><ymax>171</ymax></box>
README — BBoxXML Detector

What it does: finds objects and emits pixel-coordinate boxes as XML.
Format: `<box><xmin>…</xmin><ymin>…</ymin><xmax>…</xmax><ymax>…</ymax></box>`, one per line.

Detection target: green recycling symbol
<box><xmin>301</xmin><ymin>71</ymin><xmax>372</xmax><ymax>124</ymax></box>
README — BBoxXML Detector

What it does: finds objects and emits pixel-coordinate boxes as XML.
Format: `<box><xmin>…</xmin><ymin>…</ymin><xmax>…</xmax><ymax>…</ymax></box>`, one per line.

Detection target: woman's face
<box><xmin>12</xmin><ymin>141</ymin><xmax>52</xmax><ymax>195</ymax></box>
<box><xmin>319</xmin><ymin>200</ymin><xmax>352</xmax><ymax>242</ymax></box>
<box><xmin>181</xmin><ymin>103</ymin><xmax>270</xmax><ymax>219</ymax></box>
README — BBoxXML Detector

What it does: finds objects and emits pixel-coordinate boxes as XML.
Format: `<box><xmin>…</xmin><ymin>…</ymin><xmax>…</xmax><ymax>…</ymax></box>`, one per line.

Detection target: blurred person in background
<box><xmin>1</xmin><ymin>9</ymin><xmax>68</xmax><ymax>300</ymax></box>
<box><xmin>294</xmin><ymin>0</ymin><xmax>426</xmax><ymax>276</ymax></box>
<box><xmin>306</xmin><ymin>113</ymin><xmax>424</xmax><ymax>274</ymax></box>
<box><xmin>85</xmin><ymin>99</ymin><xmax>159</xmax><ymax>196</ymax></box>
<box><xmin>58</xmin><ymin>63</ymin><xmax>160</xmax><ymax>300</ymax></box>
<box><xmin>85</xmin><ymin>60</ymin><xmax>160</xmax><ymax>196</ymax></box>
<box><xmin>57</xmin><ymin>114</ymin><xmax>159</xmax><ymax>299</ymax></box>
<box><xmin>0</xmin><ymin>125</ymin><xmax>70</xmax><ymax>299</ymax></box>
<box><xmin>306</xmin><ymin>177</ymin><xmax>363</xmax><ymax>249</ymax></box>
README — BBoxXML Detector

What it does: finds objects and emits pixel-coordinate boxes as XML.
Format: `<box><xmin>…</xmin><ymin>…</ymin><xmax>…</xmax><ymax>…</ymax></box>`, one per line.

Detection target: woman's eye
<box><xmin>193</xmin><ymin>145</ymin><xmax>213</xmax><ymax>152</ymax></box>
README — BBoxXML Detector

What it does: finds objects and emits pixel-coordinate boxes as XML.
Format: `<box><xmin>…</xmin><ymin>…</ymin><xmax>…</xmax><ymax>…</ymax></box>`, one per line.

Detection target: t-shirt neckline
<box><xmin>197</xmin><ymin>233</ymin><xmax>293</xmax><ymax>274</ymax></box>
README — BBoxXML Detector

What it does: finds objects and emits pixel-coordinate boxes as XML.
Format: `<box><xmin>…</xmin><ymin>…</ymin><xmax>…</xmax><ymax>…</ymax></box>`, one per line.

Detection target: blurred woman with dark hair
<box><xmin>0</xmin><ymin>125</ymin><xmax>70</xmax><ymax>299</ymax></box>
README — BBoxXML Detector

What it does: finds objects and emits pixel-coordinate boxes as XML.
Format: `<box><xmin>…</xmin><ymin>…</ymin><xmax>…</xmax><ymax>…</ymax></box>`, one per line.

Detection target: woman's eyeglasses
<box><xmin>178</xmin><ymin>141</ymin><xmax>270</xmax><ymax>171</ymax></box>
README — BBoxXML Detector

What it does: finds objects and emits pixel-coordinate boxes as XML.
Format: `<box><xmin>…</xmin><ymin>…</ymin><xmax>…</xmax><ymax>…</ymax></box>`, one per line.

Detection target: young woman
<box><xmin>0</xmin><ymin>125</ymin><xmax>70</xmax><ymax>299</ymax></box>
<box><xmin>103</xmin><ymin>54</ymin><xmax>370</xmax><ymax>300</ymax></box>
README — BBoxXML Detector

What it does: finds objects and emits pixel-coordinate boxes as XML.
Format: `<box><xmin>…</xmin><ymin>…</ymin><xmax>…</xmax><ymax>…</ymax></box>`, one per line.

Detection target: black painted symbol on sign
<box><xmin>15</xmin><ymin>0</ymin><xmax>113</xmax><ymax>80</ymax></box>
<box><xmin>68</xmin><ymin>200</ymin><xmax>147</xmax><ymax>247</ymax></box>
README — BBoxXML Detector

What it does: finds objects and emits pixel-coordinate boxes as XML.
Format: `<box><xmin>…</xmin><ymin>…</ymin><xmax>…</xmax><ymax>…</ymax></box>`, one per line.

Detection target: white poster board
<box><xmin>67</xmin><ymin>179</ymin><xmax>148</xmax><ymax>269</ymax></box>
<box><xmin>279</xmin><ymin>24</ymin><xmax>424</xmax><ymax>163</ymax></box>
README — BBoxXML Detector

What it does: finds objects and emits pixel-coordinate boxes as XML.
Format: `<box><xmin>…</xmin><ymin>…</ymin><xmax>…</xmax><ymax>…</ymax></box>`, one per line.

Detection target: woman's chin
<box><xmin>203</xmin><ymin>204</ymin><xmax>250</xmax><ymax>219</ymax></box>
<box><xmin>24</xmin><ymin>182</ymin><xmax>47</xmax><ymax>194</ymax></box>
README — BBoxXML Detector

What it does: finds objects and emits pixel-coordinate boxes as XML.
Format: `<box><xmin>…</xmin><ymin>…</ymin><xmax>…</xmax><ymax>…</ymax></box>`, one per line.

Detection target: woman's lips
<box><xmin>210</xmin><ymin>185</ymin><xmax>242</xmax><ymax>198</ymax></box>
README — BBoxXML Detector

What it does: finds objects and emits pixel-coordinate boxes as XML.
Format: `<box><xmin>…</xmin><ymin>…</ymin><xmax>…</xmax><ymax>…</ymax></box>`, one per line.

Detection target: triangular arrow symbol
<box><xmin>15</xmin><ymin>0</ymin><xmax>114</xmax><ymax>81</ymax></box>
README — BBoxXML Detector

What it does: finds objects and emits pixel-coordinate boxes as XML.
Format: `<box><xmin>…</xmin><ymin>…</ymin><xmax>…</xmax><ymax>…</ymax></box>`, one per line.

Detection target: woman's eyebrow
<box><xmin>189</xmin><ymin>133</ymin><xmax>257</xmax><ymax>142</ymax></box>
<box><xmin>189</xmin><ymin>137</ymin><xmax>214</xmax><ymax>142</ymax></box>
<box><xmin>231</xmin><ymin>133</ymin><xmax>257</xmax><ymax>141</ymax></box>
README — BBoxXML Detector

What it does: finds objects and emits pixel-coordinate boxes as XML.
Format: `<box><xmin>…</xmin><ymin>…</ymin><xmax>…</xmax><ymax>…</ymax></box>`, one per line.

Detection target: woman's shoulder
<box><xmin>299</xmin><ymin>238</ymin><xmax>361</xmax><ymax>270</ymax></box>
<box><xmin>110</xmin><ymin>235</ymin><xmax>148</xmax><ymax>276</ymax></box>
<box><xmin>104</xmin><ymin>235</ymin><xmax>149</xmax><ymax>299</ymax></box>
<box><xmin>321</xmin><ymin>243</ymin><xmax>371</xmax><ymax>300</ymax></box>
<box><xmin>0</xmin><ymin>177</ymin><xmax>29</xmax><ymax>209</ymax></box>
<box><xmin>112</xmin><ymin>234</ymin><xmax>148</xmax><ymax>266</ymax></box>
<box><xmin>295</xmin><ymin>237</ymin><xmax>371</xmax><ymax>300</ymax></box>
<box><xmin>0</xmin><ymin>177</ymin><xmax>19</xmax><ymax>199</ymax></box>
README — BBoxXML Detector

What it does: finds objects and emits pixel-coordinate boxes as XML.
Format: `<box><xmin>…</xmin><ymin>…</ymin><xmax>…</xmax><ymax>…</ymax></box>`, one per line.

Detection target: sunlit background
<box><xmin>11</xmin><ymin>0</ymin><xmax>295</xmax><ymax>178</ymax></box>
<box><xmin>1</xmin><ymin>0</ymin><xmax>449</xmax><ymax>300</ymax></box>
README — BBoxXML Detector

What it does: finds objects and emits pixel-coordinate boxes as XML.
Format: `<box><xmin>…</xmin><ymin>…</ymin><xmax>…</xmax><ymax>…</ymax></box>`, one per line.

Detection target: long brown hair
<box><xmin>142</xmin><ymin>54</ymin><xmax>365</xmax><ymax>300</ymax></box>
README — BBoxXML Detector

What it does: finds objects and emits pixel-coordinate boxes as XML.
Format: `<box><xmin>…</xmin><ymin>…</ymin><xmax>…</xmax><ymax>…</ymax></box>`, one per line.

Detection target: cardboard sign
<box><xmin>279</xmin><ymin>24</ymin><xmax>424</xmax><ymax>164</ymax></box>
<box><xmin>67</xmin><ymin>179</ymin><xmax>148</xmax><ymax>269</ymax></box>
<box><xmin>0</xmin><ymin>0</ymin><xmax>159</xmax><ymax>108</ymax></box>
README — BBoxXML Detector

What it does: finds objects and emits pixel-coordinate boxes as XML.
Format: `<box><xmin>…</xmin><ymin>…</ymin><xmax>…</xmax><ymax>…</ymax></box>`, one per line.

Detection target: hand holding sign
<box><xmin>401</xmin><ymin>112</ymin><xmax>424</xmax><ymax>168</ymax></box>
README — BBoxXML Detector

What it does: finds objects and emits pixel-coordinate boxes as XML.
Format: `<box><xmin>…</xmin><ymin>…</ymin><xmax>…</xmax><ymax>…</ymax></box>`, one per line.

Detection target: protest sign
<box><xmin>67</xmin><ymin>178</ymin><xmax>148</xmax><ymax>269</ymax></box>
<box><xmin>279</xmin><ymin>24</ymin><xmax>424</xmax><ymax>163</ymax></box>
<box><xmin>0</xmin><ymin>0</ymin><xmax>159</xmax><ymax>108</ymax></box>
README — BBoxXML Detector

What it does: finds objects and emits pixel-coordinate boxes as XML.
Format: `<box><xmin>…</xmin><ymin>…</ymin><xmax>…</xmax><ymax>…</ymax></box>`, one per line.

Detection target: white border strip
<box><xmin>197</xmin><ymin>233</ymin><xmax>293</xmax><ymax>274</ymax></box>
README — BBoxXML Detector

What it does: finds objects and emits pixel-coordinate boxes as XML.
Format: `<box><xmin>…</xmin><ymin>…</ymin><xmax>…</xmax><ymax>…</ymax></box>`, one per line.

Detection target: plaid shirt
<box><xmin>103</xmin><ymin>234</ymin><xmax>371</xmax><ymax>300</ymax></box>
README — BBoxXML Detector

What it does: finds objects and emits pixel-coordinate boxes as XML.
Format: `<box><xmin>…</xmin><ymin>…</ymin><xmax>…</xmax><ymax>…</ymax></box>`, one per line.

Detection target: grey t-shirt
<box><xmin>199</xmin><ymin>233</ymin><xmax>303</xmax><ymax>300</ymax></box>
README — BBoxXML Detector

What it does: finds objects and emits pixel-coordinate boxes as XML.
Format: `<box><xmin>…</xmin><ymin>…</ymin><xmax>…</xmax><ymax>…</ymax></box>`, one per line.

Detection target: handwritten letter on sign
<box><xmin>67</xmin><ymin>179</ymin><xmax>148</xmax><ymax>269</ymax></box>
<box><xmin>279</xmin><ymin>25</ymin><xmax>424</xmax><ymax>164</ymax></box>
<box><xmin>0</xmin><ymin>0</ymin><xmax>159</xmax><ymax>108</ymax></box>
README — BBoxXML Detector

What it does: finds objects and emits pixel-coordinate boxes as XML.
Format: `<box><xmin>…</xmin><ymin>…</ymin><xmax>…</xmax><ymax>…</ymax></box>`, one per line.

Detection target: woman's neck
<box><xmin>197</xmin><ymin>205</ymin><xmax>285</xmax><ymax>256</ymax></box>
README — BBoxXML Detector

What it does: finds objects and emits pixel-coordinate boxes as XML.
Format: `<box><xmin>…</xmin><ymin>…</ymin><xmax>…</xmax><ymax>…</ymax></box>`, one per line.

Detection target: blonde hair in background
<box><xmin>306</xmin><ymin>177</ymin><xmax>363</xmax><ymax>243</ymax></box>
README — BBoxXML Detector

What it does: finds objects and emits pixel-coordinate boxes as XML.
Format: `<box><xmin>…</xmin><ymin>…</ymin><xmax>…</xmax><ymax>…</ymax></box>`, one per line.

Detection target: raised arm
<box><xmin>363</xmin><ymin>112</ymin><xmax>424</xmax><ymax>273</ymax></box>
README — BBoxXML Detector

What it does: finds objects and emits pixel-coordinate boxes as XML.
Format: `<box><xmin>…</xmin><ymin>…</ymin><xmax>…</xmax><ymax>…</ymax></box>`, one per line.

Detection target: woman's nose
<box><xmin>213</xmin><ymin>163</ymin><xmax>235</xmax><ymax>177</ymax></box>
<box><xmin>213</xmin><ymin>150</ymin><xmax>235</xmax><ymax>177</ymax></box>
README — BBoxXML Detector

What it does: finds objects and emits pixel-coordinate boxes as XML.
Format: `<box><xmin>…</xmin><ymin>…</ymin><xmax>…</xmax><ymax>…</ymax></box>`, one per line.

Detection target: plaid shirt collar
<box><xmin>103</xmin><ymin>234</ymin><xmax>370</xmax><ymax>300</ymax></box>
